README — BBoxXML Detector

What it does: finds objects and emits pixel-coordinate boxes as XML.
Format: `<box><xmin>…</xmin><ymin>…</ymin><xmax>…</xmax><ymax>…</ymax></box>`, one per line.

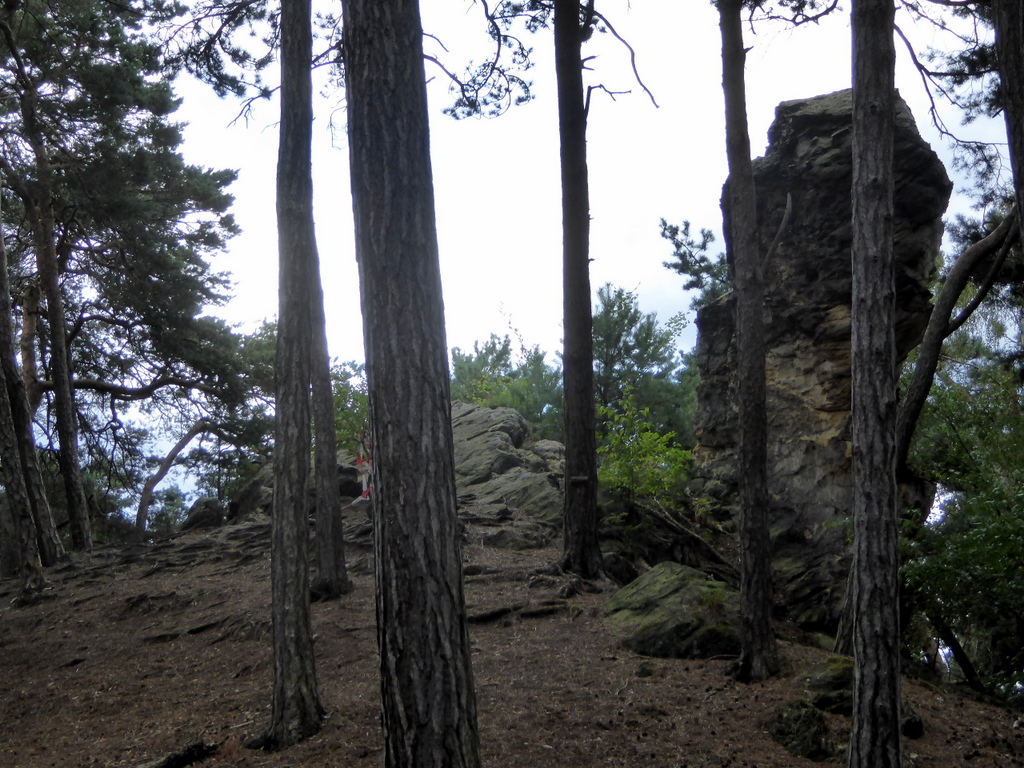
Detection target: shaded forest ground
<box><xmin>1</xmin><ymin>516</ymin><xmax>1021</xmax><ymax>767</ymax></box>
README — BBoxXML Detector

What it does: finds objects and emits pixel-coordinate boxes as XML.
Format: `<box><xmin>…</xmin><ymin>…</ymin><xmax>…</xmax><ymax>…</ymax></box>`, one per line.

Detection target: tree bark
<box><xmin>0</xmin><ymin>359</ymin><xmax>44</xmax><ymax>591</ymax></box>
<box><xmin>310</xmin><ymin>272</ymin><xmax>351</xmax><ymax>599</ymax></box>
<box><xmin>263</xmin><ymin>0</ymin><xmax>322</xmax><ymax>749</ymax></box>
<box><xmin>555</xmin><ymin>0</ymin><xmax>601</xmax><ymax>579</ymax></box>
<box><xmin>849</xmin><ymin>1</ymin><xmax>902</xmax><ymax>766</ymax></box>
<box><xmin>341</xmin><ymin>0</ymin><xmax>481</xmax><ymax>764</ymax></box>
<box><xmin>992</xmin><ymin>0</ymin><xmax>1024</xmax><ymax>245</ymax></box>
<box><xmin>0</xmin><ymin>183</ymin><xmax>63</xmax><ymax>567</ymax></box>
<box><xmin>718</xmin><ymin>0</ymin><xmax>778</xmax><ymax>683</ymax></box>
<box><xmin>31</xmin><ymin>183</ymin><xmax>90</xmax><ymax>551</ymax></box>
<box><xmin>3</xmin><ymin>15</ymin><xmax>92</xmax><ymax>551</ymax></box>
<box><xmin>895</xmin><ymin>207</ymin><xmax>1018</xmax><ymax>471</ymax></box>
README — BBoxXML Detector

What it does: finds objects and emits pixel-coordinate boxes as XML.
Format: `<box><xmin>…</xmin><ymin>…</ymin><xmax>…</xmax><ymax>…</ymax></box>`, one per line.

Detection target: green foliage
<box><xmin>147</xmin><ymin>486</ymin><xmax>189</xmax><ymax>538</ymax></box>
<box><xmin>660</xmin><ymin>219</ymin><xmax>730</xmax><ymax>310</ymax></box>
<box><xmin>332</xmin><ymin>361</ymin><xmax>370</xmax><ymax>456</ymax></box>
<box><xmin>597</xmin><ymin>390</ymin><xmax>691</xmax><ymax>504</ymax></box>
<box><xmin>450</xmin><ymin>333</ymin><xmax>563</xmax><ymax>439</ymax></box>
<box><xmin>904</xmin><ymin>294</ymin><xmax>1024</xmax><ymax>691</ymax></box>
<box><xmin>1</xmin><ymin>0</ymin><xmax>248</xmax><ymax>512</ymax></box>
<box><xmin>592</xmin><ymin>283</ymin><xmax>693</xmax><ymax>447</ymax></box>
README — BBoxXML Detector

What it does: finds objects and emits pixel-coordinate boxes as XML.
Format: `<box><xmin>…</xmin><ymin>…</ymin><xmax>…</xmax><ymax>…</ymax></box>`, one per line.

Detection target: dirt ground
<box><xmin>1</xmin><ymin>517</ymin><xmax>1021</xmax><ymax>768</ymax></box>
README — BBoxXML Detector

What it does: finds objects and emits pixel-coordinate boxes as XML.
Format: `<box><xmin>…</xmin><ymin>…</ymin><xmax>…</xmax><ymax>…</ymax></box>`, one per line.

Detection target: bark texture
<box><xmin>341</xmin><ymin>0</ymin><xmax>481</xmax><ymax>765</ymax></box>
<box><xmin>33</xmin><ymin>198</ymin><xmax>90</xmax><ymax>551</ymax></box>
<box><xmin>993</xmin><ymin>0</ymin><xmax>1024</xmax><ymax>245</ymax></box>
<box><xmin>718</xmin><ymin>0</ymin><xmax>778</xmax><ymax>683</ymax></box>
<box><xmin>265</xmin><ymin>0</ymin><xmax>322</xmax><ymax>748</ymax></box>
<box><xmin>1</xmin><ymin>15</ymin><xmax>91</xmax><ymax>550</ymax></box>
<box><xmin>0</xmin><ymin>194</ymin><xmax>63</xmax><ymax>567</ymax></box>
<box><xmin>311</xmin><ymin>274</ymin><xmax>351</xmax><ymax>598</ymax></box>
<box><xmin>555</xmin><ymin>0</ymin><xmax>601</xmax><ymax>579</ymax></box>
<box><xmin>849</xmin><ymin>0</ymin><xmax>902</xmax><ymax>766</ymax></box>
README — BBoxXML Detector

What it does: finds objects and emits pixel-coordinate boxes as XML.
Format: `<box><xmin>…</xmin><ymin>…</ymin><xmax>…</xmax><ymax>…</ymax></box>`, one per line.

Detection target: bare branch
<box><xmin>590</xmin><ymin>8</ymin><xmax>658</xmax><ymax>108</ymax></box>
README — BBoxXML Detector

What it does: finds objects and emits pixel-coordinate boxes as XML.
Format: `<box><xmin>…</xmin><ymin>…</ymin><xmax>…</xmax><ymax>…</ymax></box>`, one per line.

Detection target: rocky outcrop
<box><xmin>451</xmin><ymin>401</ymin><xmax>565</xmax><ymax>546</ymax></box>
<box><xmin>226</xmin><ymin>402</ymin><xmax>566</xmax><ymax>551</ymax></box>
<box><xmin>692</xmin><ymin>89</ymin><xmax>952</xmax><ymax>630</ymax></box>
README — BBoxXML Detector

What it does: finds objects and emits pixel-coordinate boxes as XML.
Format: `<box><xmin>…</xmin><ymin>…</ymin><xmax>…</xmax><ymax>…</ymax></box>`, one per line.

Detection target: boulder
<box><xmin>692</xmin><ymin>89</ymin><xmax>952</xmax><ymax>630</ymax></box>
<box><xmin>767</xmin><ymin>700</ymin><xmax>837</xmax><ymax>762</ymax></box>
<box><xmin>603</xmin><ymin>562</ymin><xmax>741</xmax><ymax>659</ymax></box>
<box><xmin>180</xmin><ymin>497</ymin><xmax>224</xmax><ymax>531</ymax></box>
<box><xmin>801</xmin><ymin>655</ymin><xmax>925</xmax><ymax>738</ymax></box>
<box><xmin>802</xmin><ymin>655</ymin><xmax>855</xmax><ymax>715</ymax></box>
<box><xmin>452</xmin><ymin>402</ymin><xmax>565</xmax><ymax>541</ymax></box>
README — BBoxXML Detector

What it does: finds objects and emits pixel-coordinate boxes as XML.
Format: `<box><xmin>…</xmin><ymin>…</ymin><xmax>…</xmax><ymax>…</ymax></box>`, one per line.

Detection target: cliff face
<box><xmin>692</xmin><ymin>89</ymin><xmax>952</xmax><ymax>630</ymax></box>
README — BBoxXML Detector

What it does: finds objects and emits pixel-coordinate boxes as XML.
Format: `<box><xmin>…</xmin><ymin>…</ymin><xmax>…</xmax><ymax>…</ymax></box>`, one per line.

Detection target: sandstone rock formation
<box><xmin>226</xmin><ymin>401</ymin><xmax>566</xmax><ymax>552</ymax></box>
<box><xmin>692</xmin><ymin>89</ymin><xmax>952</xmax><ymax>630</ymax></box>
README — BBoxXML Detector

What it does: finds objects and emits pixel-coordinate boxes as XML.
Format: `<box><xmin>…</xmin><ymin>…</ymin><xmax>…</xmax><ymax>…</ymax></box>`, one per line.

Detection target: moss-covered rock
<box><xmin>603</xmin><ymin>562</ymin><xmax>741</xmax><ymax>659</ymax></box>
<box><xmin>803</xmin><ymin>655</ymin><xmax>854</xmax><ymax>715</ymax></box>
<box><xmin>767</xmin><ymin>699</ymin><xmax>837</xmax><ymax>762</ymax></box>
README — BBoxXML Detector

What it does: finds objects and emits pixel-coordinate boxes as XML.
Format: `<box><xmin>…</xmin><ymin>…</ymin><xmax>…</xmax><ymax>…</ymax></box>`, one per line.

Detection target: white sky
<box><xmin>175</xmin><ymin>1</ymin><xmax>1006</xmax><ymax>367</ymax></box>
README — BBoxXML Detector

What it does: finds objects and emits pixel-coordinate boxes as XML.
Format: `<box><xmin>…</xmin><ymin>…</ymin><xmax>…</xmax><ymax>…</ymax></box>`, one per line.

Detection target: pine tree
<box><xmin>342</xmin><ymin>0</ymin><xmax>481</xmax><ymax>763</ymax></box>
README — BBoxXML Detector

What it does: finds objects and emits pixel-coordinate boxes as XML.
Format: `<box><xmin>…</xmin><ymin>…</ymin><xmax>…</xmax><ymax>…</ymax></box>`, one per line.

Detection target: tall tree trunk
<box><xmin>555</xmin><ymin>0</ymin><xmax>601</xmax><ymax>579</ymax></box>
<box><xmin>341</xmin><ymin>0</ymin><xmax>481</xmax><ymax>764</ymax></box>
<box><xmin>19</xmin><ymin>281</ymin><xmax>42</xmax><ymax>413</ymax></box>
<box><xmin>718</xmin><ymin>0</ymin><xmax>778</xmax><ymax>683</ymax></box>
<box><xmin>32</xmin><ymin>203</ymin><xmax>90</xmax><ymax>551</ymax></box>
<box><xmin>0</xmin><ymin>359</ymin><xmax>44</xmax><ymax>591</ymax></box>
<box><xmin>5</xmin><ymin>16</ymin><xmax>92</xmax><ymax>551</ymax></box>
<box><xmin>0</xmin><ymin>180</ymin><xmax>63</xmax><ymax>567</ymax></box>
<box><xmin>849</xmin><ymin>0</ymin><xmax>902</xmax><ymax>766</ymax></box>
<box><xmin>310</xmin><ymin>276</ymin><xmax>351</xmax><ymax>599</ymax></box>
<box><xmin>993</xmin><ymin>0</ymin><xmax>1024</xmax><ymax>245</ymax></box>
<box><xmin>263</xmin><ymin>0</ymin><xmax>322</xmax><ymax>749</ymax></box>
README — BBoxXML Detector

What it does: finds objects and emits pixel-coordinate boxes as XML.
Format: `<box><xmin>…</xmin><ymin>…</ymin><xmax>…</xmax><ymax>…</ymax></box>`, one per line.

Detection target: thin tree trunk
<box><xmin>719</xmin><ymin>0</ymin><xmax>778</xmax><ymax>683</ymax></box>
<box><xmin>849</xmin><ymin>0</ymin><xmax>902</xmax><ymax>766</ymax></box>
<box><xmin>5</xmin><ymin>23</ymin><xmax>92</xmax><ymax>551</ymax></box>
<box><xmin>555</xmin><ymin>0</ymin><xmax>601</xmax><ymax>579</ymax></box>
<box><xmin>342</xmin><ymin>0</ymin><xmax>481</xmax><ymax>764</ymax></box>
<box><xmin>19</xmin><ymin>281</ymin><xmax>42</xmax><ymax>413</ymax></box>
<box><xmin>895</xmin><ymin>208</ymin><xmax>1018</xmax><ymax>471</ymax></box>
<box><xmin>310</xmin><ymin>274</ymin><xmax>350</xmax><ymax>599</ymax></box>
<box><xmin>33</xmin><ymin>207</ymin><xmax>90</xmax><ymax>551</ymax></box>
<box><xmin>263</xmin><ymin>0</ymin><xmax>322</xmax><ymax>749</ymax></box>
<box><xmin>926</xmin><ymin>611</ymin><xmax>985</xmax><ymax>693</ymax></box>
<box><xmin>136</xmin><ymin>419</ymin><xmax>210</xmax><ymax>537</ymax></box>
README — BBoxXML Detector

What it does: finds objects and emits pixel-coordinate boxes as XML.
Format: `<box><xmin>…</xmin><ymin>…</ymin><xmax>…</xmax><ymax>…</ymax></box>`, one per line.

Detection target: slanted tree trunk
<box><xmin>310</xmin><ymin>278</ymin><xmax>350</xmax><ymax>599</ymax></box>
<box><xmin>341</xmin><ymin>0</ymin><xmax>481</xmax><ymax>764</ymax></box>
<box><xmin>993</xmin><ymin>0</ymin><xmax>1024</xmax><ymax>245</ymax></box>
<box><xmin>896</xmin><ymin>208</ymin><xmax>1018</xmax><ymax>471</ymax></box>
<box><xmin>555</xmin><ymin>0</ymin><xmax>601</xmax><ymax>579</ymax></box>
<box><xmin>136</xmin><ymin>419</ymin><xmax>211</xmax><ymax>537</ymax></box>
<box><xmin>849</xmin><ymin>0</ymin><xmax>902</xmax><ymax>766</ymax></box>
<box><xmin>718</xmin><ymin>0</ymin><xmax>778</xmax><ymax>683</ymax></box>
<box><xmin>262</xmin><ymin>0</ymin><xmax>322</xmax><ymax>749</ymax></box>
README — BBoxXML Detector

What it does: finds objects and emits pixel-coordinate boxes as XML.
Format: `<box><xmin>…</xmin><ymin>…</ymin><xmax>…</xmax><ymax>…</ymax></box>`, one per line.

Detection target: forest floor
<box><xmin>0</xmin><ymin>516</ymin><xmax>1022</xmax><ymax>768</ymax></box>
